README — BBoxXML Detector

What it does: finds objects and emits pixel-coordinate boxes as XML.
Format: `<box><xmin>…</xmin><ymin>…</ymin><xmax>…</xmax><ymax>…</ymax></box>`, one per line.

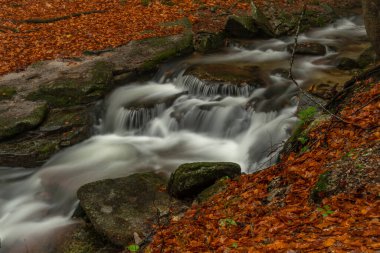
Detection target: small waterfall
<box><xmin>113</xmin><ymin>103</ymin><xmax>166</xmax><ymax>133</ymax></box>
<box><xmin>177</xmin><ymin>75</ymin><xmax>256</xmax><ymax>97</ymax></box>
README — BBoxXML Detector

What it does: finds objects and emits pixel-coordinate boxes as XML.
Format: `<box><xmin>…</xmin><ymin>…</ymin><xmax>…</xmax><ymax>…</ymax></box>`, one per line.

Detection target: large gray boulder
<box><xmin>77</xmin><ymin>173</ymin><xmax>186</xmax><ymax>246</ymax></box>
<box><xmin>168</xmin><ymin>162</ymin><xmax>241</xmax><ymax>199</ymax></box>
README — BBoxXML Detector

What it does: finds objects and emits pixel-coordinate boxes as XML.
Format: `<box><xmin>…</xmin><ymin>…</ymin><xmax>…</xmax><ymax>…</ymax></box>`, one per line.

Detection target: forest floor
<box><xmin>0</xmin><ymin>0</ymin><xmax>358</xmax><ymax>76</ymax></box>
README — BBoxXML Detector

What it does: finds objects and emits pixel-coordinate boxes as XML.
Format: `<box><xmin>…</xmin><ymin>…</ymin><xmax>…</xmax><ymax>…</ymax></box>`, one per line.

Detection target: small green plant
<box><xmin>219</xmin><ymin>218</ymin><xmax>237</xmax><ymax>227</ymax></box>
<box><xmin>127</xmin><ymin>244</ymin><xmax>140</xmax><ymax>252</ymax></box>
<box><xmin>297</xmin><ymin>136</ymin><xmax>308</xmax><ymax>145</ymax></box>
<box><xmin>231</xmin><ymin>242</ymin><xmax>238</xmax><ymax>248</ymax></box>
<box><xmin>317</xmin><ymin>205</ymin><xmax>334</xmax><ymax>217</ymax></box>
<box><xmin>298</xmin><ymin>106</ymin><xmax>317</xmax><ymax>123</ymax></box>
<box><xmin>300</xmin><ymin>146</ymin><xmax>310</xmax><ymax>153</ymax></box>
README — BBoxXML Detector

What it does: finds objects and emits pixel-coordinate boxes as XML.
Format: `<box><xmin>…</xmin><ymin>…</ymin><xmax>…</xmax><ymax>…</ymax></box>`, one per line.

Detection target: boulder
<box><xmin>0</xmin><ymin>100</ymin><xmax>47</xmax><ymax>140</ymax></box>
<box><xmin>0</xmin><ymin>106</ymin><xmax>93</xmax><ymax>167</ymax></box>
<box><xmin>27</xmin><ymin>61</ymin><xmax>114</xmax><ymax>107</ymax></box>
<box><xmin>193</xmin><ymin>32</ymin><xmax>225</xmax><ymax>54</ymax></box>
<box><xmin>336</xmin><ymin>57</ymin><xmax>359</xmax><ymax>70</ymax></box>
<box><xmin>168</xmin><ymin>162</ymin><xmax>241</xmax><ymax>198</ymax></box>
<box><xmin>77</xmin><ymin>173</ymin><xmax>186</xmax><ymax>246</ymax></box>
<box><xmin>225</xmin><ymin>15</ymin><xmax>258</xmax><ymax>38</ymax></box>
<box><xmin>287</xmin><ymin>42</ymin><xmax>327</xmax><ymax>56</ymax></box>
<box><xmin>0</xmin><ymin>86</ymin><xmax>16</xmax><ymax>101</ymax></box>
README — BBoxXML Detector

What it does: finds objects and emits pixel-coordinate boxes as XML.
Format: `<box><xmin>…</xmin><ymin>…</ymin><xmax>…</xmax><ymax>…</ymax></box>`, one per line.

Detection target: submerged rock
<box><xmin>287</xmin><ymin>42</ymin><xmax>327</xmax><ymax>56</ymax></box>
<box><xmin>0</xmin><ymin>100</ymin><xmax>47</xmax><ymax>140</ymax></box>
<box><xmin>77</xmin><ymin>173</ymin><xmax>186</xmax><ymax>246</ymax></box>
<box><xmin>168</xmin><ymin>162</ymin><xmax>241</xmax><ymax>198</ymax></box>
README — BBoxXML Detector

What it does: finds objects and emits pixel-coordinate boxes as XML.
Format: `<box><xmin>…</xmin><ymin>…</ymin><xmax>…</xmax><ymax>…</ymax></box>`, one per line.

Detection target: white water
<box><xmin>0</xmin><ymin>17</ymin><xmax>366</xmax><ymax>252</ymax></box>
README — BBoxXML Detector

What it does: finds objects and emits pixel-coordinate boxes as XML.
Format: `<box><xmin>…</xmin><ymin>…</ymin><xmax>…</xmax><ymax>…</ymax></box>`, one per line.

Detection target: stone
<box><xmin>225</xmin><ymin>15</ymin><xmax>258</xmax><ymax>39</ymax></box>
<box><xmin>195</xmin><ymin>177</ymin><xmax>229</xmax><ymax>204</ymax></box>
<box><xmin>0</xmin><ymin>106</ymin><xmax>92</xmax><ymax>167</ymax></box>
<box><xmin>27</xmin><ymin>61</ymin><xmax>114</xmax><ymax>107</ymax></box>
<box><xmin>193</xmin><ymin>32</ymin><xmax>225</xmax><ymax>54</ymax></box>
<box><xmin>77</xmin><ymin>173</ymin><xmax>186</xmax><ymax>246</ymax></box>
<box><xmin>287</xmin><ymin>42</ymin><xmax>327</xmax><ymax>56</ymax></box>
<box><xmin>168</xmin><ymin>162</ymin><xmax>241</xmax><ymax>198</ymax></box>
<box><xmin>0</xmin><ymin>100</ymin><xmax>48</xmax><ymax>140</ymax></box>
<box><xmin>336</xmin><ymin>57</ymin><xmax>359</xmax><ymax>70</ymax></box>
<box><xmin>357</xmin><ymin>46</ymin><xmax>377</xmax><ymax>68</ymax></box>
<box><xmin>0</xmin><ymin>86</ymin><xmax>16</xmax><ymax>101</ymax></box>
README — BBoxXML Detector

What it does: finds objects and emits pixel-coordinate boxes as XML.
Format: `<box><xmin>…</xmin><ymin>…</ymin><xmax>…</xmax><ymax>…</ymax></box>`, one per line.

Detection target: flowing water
<box><xmin>0</xmin><ymin>17</ymin><xmax>367</xmax><ymax>252</ymax></box>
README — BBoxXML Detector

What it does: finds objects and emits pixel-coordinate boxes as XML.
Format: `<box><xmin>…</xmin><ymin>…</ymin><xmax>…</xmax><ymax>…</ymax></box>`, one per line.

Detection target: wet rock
<box><xmin>336</xmin><ymin>57</ymin><xmax>359</xmax><ymax>70</ymax></box>
<box><xmin>0</xmin><ymin>106</ymin><xmax>92</xmax><ymax>167</ymax></box>
<box><xmin>287</xmin><ymin>42</ymin><xmax>327</xmax><ymax>56</ymax></box>
<box><xmin>0</xmin><ymin>100</ymin><xmax>48</xmax><ymax>140</ymax></box>
<box><xmin>168</xmin><ymin>162</ymin><xmax>241</xmax><ymax>198</ymax></box>
<box><xmin>183</xmin><ymin>63</ymin><xmax>269</xmax><ymax>96</ymax></box>
<box><xmin>225</xmin><ymin>15</ymin><xmax>258</xmax><ymax>39</ymax></box>
<box><xmin>77</xmin><ymin>173</ymin><xmax>186</xmax><ymax>246</ymax></box>
<box><xmin>193</xmin><ymin>32</ymin><xmax>225</xmax><ymax>54</ymax></box>
<box><xmin>309</xmin><ymin>83</ymin><xmax>338</xmax><ymax>100</ymax></box>
<box><xmin>311</xmin><ymin>143</ymin><xmax>380</xmax><ymax>203</ymax></box>
<box><xmin>27</xmin><ymin>61</ymin><xmax>114</xmax><ymax>107</ymax></box>
<box><xmin>357</xmin><ymin>46</ymin><xmax>377</xmax><ymax>68</ymax></box>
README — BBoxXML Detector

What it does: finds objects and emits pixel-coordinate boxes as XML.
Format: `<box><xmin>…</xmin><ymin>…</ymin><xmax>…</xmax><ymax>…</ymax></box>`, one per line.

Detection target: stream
<box><xmin>0</xmin><ymin>16</ymin><xmax>367</xmax><ymax>252</ymax></box>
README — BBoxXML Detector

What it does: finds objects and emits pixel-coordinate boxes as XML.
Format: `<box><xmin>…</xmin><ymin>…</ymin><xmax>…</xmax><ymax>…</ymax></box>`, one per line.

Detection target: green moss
<box><xmin>0</xmin><ymin>103</ymin><xmax>48</xmax><ymax>140</ymax></box>
<box><xmin>311</xmin><ymin>170</ymin><xmax>332</xmax><ymax>203</ymax></box>
<box><xmin>0</xmin><ymin>86</ymin><xmax>16</xmax><ymax>100</ymax></box>
<box><xmin>26</xmin><ymin>61</ymin><xmax>113</xmax><ymax>107</ymax></box>
<box><xmin>140</xmin><ymin>32</ymin><xmax>193</xmax><ymax>72</ymax></box>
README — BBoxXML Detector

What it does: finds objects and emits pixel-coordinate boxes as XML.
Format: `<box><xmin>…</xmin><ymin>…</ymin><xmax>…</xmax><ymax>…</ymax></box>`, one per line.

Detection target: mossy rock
<box><xmin>225</xmin><ymin>15</ymin><xmax>258</xmax><ymax>38</ymax></box>
<box><xmin>0</xmin><ymin>106</ymin><xmax>92</xmax><ymax>167</ymax></box>
<box><xmin>0</xmin><ymin>86</ymin><xmax>16</xmax><ymax>101</ymax></box>
<box><xmin>193</xmin><ymin>31</ymin><xmax>225</xmax><ymax>54</ymax></box>
<box><xmin>27</xmin><ymin>61</ymin><xmax>113</xmax><ymax>107</ymax></box>
<box><xmin>139</xmin><ymin>32</ymin><xmax>193</xmax><ymax>73</ymax></box>
<box><xmin>77</xmin><ymin>173</ymin><xmax>185</xmax><ymax>246</ymax></box>
<box><xmin>0</xmin><ymin>101</ymin><xmax>48</xmax><ymax>140</ymax></box>
<box><xmin>168</xmin><ymin>162</ymin><xmax>241</xmax><ymax>198</ymax></box>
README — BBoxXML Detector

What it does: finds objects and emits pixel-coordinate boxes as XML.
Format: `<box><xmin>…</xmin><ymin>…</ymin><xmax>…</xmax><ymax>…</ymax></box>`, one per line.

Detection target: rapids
<box><xmin>0</xmin><ymin>16</ymin><xmax>367</xmax><ymax>252</ymax></box>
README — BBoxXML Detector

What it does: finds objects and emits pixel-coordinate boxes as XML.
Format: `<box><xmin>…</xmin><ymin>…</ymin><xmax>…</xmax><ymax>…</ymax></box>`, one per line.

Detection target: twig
<box><xmin>287</xmin><ymin>5</ymin><xmax>359</xmax><ymax>127</ymax></box>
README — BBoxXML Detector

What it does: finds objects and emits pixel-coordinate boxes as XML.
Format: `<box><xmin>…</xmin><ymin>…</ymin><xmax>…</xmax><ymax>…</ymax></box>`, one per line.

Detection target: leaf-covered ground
<box><xmin>149</xmin><ymin>79</ymin><xmax>380</xmax><ymax>252</ymax></box>
<box><xmin>0</xmin><ymin>0</ymin><xmax>357</xmax><ymax>76</ymax></box>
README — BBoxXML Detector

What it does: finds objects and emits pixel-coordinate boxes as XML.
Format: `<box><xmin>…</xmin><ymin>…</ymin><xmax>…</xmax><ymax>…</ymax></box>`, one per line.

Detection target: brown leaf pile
<box><xmin>149</xmin><ymin>81</ymin><xmax>380</xmax><ymax>252</ymax></box>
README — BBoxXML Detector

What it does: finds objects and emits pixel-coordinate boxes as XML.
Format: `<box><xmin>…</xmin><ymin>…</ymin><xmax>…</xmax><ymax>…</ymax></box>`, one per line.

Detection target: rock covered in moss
<box><xmin>168</xmin><ymin>162</ymin><xmax>241</xmax><ymax>198</ymax></box>
<box><xmin>193</xmin><ymin>32</ymin><xmax>225</xmax><ymax>54</ymax></box>
<box><xmin>77</xmin><ymin>173</ymin><xmax>186</xmax><ymax>246</ymax></box>
<box><xmin>27</xmin><ymin>61</ymin><xmax>114</xmax><ymax>107</ymax></box>
<box><xmin>0</xmin><ymin>100</ymin><xmax>48</xmax><ymax>140</ymax></box>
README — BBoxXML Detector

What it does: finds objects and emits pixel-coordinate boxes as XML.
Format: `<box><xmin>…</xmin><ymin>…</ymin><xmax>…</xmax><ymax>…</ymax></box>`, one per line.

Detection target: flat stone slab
<box><xmin>77</xmin><ymin>173</ymin><xmax>186</xmax><ymax>246</ymax></box>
